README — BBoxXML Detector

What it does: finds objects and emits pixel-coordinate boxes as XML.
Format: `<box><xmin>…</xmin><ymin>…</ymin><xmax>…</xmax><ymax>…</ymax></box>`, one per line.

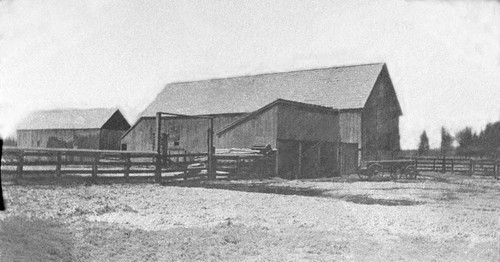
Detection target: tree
<box><xmin>418</xmin><ymin>131</ymin><xmax>430</xmax><ymax>156</ymax></box>
<box><xmin>440</xmin><ymin>127</ymin><xmax>453</xmax><ymax>156</ymax></box>
<box><xmin>455</xmin><ymin>127</ymin><xmax>475</xmax><ymax>156</ymax></box>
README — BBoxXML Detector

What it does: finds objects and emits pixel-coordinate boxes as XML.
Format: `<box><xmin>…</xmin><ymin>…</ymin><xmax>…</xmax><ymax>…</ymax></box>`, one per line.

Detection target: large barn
<box><xmin>17</xmin><ymin>108</ymin><xmax>131</xmax><ymax>150</ymax></box>
<box><xmin>121</xmin><ymin>62</ymin><xmax>402</xmax><ymax>176</ymax></box>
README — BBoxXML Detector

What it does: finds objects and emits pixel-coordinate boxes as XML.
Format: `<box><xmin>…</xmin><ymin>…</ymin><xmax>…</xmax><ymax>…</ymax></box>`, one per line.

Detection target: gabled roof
<box><xmin>17</xmin><ymin>108</ymin><xmax>124</xmax><ymax>130</ymax></box>
<box><xmin>140</xmin><ymin>63</ymin><xmax>386</xmax><ymax>117</ymax></box>
<box><xmin>216</xmin><ymin>99</ymin><xmax>338</xmax><ymax>136</ymax></box>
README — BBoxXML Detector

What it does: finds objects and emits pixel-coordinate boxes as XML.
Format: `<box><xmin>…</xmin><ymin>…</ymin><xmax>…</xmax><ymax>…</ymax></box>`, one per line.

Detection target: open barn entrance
<box><xmin>277</xmin><ymin>140</ymin><xmax>338</xmax><ymax>179</ymax></box>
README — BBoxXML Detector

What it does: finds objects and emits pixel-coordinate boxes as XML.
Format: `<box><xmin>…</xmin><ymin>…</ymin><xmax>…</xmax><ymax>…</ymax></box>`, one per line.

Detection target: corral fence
<box><xmin>0</xmin><ymin>147</ymin><xmax>275</xmax><ymax>183</ymax></box>
<box><xmin>400</xmin><ymin>156</ymin><xmax>499</xmax><ymax>177</ymax></box>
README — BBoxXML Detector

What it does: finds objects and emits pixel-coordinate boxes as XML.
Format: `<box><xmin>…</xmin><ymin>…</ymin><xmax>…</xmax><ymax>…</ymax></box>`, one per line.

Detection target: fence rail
<box><xmin>1</xmin><ymin>147</ymin><xmax>275</xmax><ymax>183</ymax></box>
<box><xmin>401</xmin><ymin>156</ymin><xmax>499</xmax><ymax>177</ymax></box>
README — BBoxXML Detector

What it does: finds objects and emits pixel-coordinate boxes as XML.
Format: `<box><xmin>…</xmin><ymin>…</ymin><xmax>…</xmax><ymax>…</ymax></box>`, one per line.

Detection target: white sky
<box><xmin>1</xmin><ymin>0</ymin><xmax>499</xmax><ymax>149</ymax></box>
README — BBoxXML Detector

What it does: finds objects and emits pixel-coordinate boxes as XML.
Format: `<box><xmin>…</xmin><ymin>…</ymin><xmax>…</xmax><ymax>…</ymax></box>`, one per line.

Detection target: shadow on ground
<box><xmin>162</xmin><ymin>180</ymin><xmax>426</xmax><ymax>206</ymax></box>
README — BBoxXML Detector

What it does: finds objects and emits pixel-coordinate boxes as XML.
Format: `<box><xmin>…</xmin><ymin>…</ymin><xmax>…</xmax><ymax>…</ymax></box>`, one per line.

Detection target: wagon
<box><xmin>358</xmin><ymin>159</ymin><xmax>418</xmax><ymax>181</ymax></box>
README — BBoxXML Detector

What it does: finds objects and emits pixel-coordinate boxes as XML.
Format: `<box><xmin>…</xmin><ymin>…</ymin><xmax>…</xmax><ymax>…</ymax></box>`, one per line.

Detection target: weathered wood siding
<box><xmin>277</xmin><ymin>104</ymin><xmax>339</xmax><ymax>142</ymax></box>
<box><xmin>17</xmin><ymin>129</ymin><xmax>101</xmax><ymax>149</ymax></box>
<box><xmin>99</xmin><ymin>129</ymin><xmax>125</xmax><ymax>150</ymax></box>
<box><xmin>121</xmin><ymin>114</ymin><xmax>244</xmax><ymax>153</ymax></box>
<box><xmin>216</xmin><ymin>107</ymin><xmax>278</xmax><ymax>149</ymax></box>
<box><xmin>362</xmin><ymin>66</ymin><xmax>401</xmax><ymax>161</ymax></box>
<box><xmin>339</xmin><ymin>110</ymin><xmax>362</xmax><ymax>144</ymax></box>
<box><xmin>276</xmin><ymin>104</ymin><xmax>340</xmax><ymax>178</ymax></box>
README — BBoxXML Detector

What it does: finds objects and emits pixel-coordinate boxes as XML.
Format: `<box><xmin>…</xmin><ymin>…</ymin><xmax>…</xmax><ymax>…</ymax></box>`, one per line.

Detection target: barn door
<box><xmin>339</xmin><ymin>143</ymin><xmax>358</xmax><ymax>176</ymax></box>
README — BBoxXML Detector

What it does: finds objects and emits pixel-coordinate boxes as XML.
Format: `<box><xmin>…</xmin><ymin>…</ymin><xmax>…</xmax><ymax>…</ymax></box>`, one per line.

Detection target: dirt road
<box><xmin>1</xmin><ymin>172</ymin><xmax>499</xmax><ymax>261</ymax></box>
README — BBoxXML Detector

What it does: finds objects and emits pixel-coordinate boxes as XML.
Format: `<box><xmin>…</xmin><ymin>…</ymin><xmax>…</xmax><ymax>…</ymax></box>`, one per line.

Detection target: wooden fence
<box><xmin>402</xmin><ymin>156</ymin><xmax>499</xmax><ymax>177</ymax></box>
<box><xmin>1</xmin><ymin>147</ymin><xmax>275</xmax><ymax>183</ymax></box>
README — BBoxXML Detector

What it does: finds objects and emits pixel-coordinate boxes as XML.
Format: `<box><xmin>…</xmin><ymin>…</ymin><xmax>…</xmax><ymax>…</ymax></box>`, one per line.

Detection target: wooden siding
<box><xmin>216</xmin><ymin>107</ymin><xmax>278</xmax><ymax>149</ymax></box>
<box><xmin>277</xmin><ymin>140</ymin><xmax>339</xmax><ymax>178</ymax></box>
<box><xmin>121</xmin><ymin>114</ymin><xmax>244</xmax><ymax>153</ymax></box>
<box><xmin>17</xmin><ymin>129</ymin><xmax>101</xmax><ymax>149</ymax></box>
<box><xmin>277</xmin><ymin>104</ymin><xmax>339</xmax><ymax>142</ymax></box>
<box><xmin>99</xmin><ymin>129</ymin><xmax>125</xmax><ymax>150</ymax></box>
<box><xmin>339</xmin><ymin>110</ymin><xmax>362</xmax><ymax>144</ymax></box>
<box><xmin>362</xmin><ymin>66</ymin><xmax>401</xmax><ymax>161</ymax></box>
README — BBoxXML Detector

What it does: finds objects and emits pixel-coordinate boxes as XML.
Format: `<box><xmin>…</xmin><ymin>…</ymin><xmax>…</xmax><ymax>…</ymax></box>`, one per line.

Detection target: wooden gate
<box><xmin>339</xmin><ymin>143</ymin><xmax>358</xmax><ymax>176</ymax></box>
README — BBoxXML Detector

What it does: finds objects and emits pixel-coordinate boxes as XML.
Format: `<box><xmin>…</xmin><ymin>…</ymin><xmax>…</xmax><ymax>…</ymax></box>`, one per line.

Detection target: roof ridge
<box><xmin>164</xmin><ymin>62</ymin><xmax>385</xmax><ymax>87</ymax></box>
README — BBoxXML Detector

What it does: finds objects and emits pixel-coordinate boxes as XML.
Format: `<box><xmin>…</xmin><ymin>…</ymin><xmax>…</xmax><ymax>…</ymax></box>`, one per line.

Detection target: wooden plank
<box><xmin>2</xmin><ymin>146</ymin><xmax>157</xmax><ymax>155</ymax></box>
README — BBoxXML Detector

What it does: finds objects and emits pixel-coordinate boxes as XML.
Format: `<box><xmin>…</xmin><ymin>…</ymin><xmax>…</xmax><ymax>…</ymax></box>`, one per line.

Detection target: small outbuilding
<box><xmin>216</xmin><ymin>99</ymin><xmax>339</xmax><ymax>178</ymax></box>
<box><xmin>16</xmin><ymin>108</ymin><xmax>130</xmax><ymax>150</ymax></box>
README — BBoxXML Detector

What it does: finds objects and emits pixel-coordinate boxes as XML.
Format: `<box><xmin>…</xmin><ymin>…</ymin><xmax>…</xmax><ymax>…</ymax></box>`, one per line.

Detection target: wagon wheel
<box><xmin>404</xmin><ymin>165</ymin><xmax>418</xmax><ymax>180</ymax></box>
<box><xmin>390</xmin><ymin>166</ymin><xmax>402</xmax><ymax>180</ymax></box>
<box><xmin>358</xmin><ymin>166</ymin><xmax>371</xmax><ymax>181</ymax></box>
<box><xmin>367</xmin><ymin>163</ymin><xmax>383</xmax><ymax>180</ymax></box>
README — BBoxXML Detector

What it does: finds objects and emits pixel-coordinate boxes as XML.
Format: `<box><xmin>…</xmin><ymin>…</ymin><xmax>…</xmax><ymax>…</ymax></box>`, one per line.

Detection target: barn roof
<box><xmin>17</xmin><ymin>108</ymin><xmax>122</xmax><ymax>130</ymax></box>
<box><xmin>141</xmin><ymin>63</ymin><xmax>386</xmax><ymax>117</ymax></box>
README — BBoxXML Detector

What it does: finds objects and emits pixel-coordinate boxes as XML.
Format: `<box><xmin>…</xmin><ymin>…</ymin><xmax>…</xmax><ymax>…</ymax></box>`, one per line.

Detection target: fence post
<box><xmin>155</xmin><ymin>154</ymin><xmax>162</xmax><ymax>183</ymax></box>
<box><xmin>91</xmin><ymin>152</ymin><xmax>99</xmax><ymax>180</ymax></box>
<box><xmin>234</xmin><ymin>156</ymin><xmax>240</xmax><ymax>179</ymax></box>
<box><xmin>414</xmin><ymin>158</ymin><xmax>418</xmax><ymax>170</ymax></box>
<box><xmin>442</xmin><ymin>156</ymin><xmax>445</xmax><ymax>173</ymax></box>
<box><xmin>495</xmin><ymin>160</ymin><xmax>498</xmax><ymax>179</ymax></box>
<box><xmin>124</xmin><ymin>154</ymin><xmax>130</xmax><ymax>180</ymax></box>
<box><xmin>55</xmin><ymin>151</ymin><xmax>62</xmax><ymax>177</ymax></box>
<box><xmin>207</xmin><ymin>118</ymin><xmax>214</xmax><ymax>179</ymax></box>
<box><xmin>433</xmin><ymin>159</ymin><xmax>436</xmax><ymax>171</ymax></box>
<box><xmin>16</xmin><ymin>152</ymin><xmax>24</xmax><ymax>182</ymax></box>
<box><xmin>451</xmin><ymin>159</ymin><xmax>454</xmax><ymax>172</ymax></box>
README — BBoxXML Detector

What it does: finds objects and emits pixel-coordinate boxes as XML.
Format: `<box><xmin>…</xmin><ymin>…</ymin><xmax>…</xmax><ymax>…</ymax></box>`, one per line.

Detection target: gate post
<box><xmin>155</xmin><ymin>112</ymin><xmax>162</xmax><ymax>183</ymax></box>
<box><xmin>16</xmin><ymin>151</ymin><xmax>24</xmax><ymax>182</ymax></box>
<box><xmin>297</xmin><ymin>142</ymin><xmax>302</xmax><ymax>180</ymax></box>
<box><xmin>207</xmin><ymin>117</ymin><xmax>215</xmax><ymax>179</ymax></box>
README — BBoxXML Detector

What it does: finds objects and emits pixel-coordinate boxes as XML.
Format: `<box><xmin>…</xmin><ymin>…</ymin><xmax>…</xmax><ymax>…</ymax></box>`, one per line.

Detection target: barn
<box><xmin>17</xmin><ymin>108</ymin><xmax>131</xmax><ymax>150</ymax></box>
<box><xmin>122</xmin><ymin>62</ymin><xmax>402</xmax><ymax>176</ymax></box>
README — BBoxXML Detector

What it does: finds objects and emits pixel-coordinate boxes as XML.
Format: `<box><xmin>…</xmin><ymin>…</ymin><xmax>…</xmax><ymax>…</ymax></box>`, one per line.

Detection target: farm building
<box><xmin>216</xmin><ymin>99</ymin><xmax>340</xmax><ymax>178</ymax></box>
<box><xmin>17</xmin><ymin>108</ymin><xmax>131</xmax><ymax>150</ymax></box>
<box><xmin>122</xmin><ymin>62</ymin><xmax>402</xmax><ymax>176</ymax></box>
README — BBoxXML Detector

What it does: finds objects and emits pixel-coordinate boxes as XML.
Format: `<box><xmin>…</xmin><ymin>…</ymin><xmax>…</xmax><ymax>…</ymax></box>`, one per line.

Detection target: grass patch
<box><xmin>0</xmin><ymin>216</ymin><xmax>76</xmax><ymax>262</ymax></box>
<box><xmin>74</xmin><ymin>221</ymin><xmax>348</xmax><ymax>261</ymax></box>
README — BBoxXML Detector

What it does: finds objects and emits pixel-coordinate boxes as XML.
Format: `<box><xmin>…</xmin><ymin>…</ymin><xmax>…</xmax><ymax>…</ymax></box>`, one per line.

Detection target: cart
<box><xmin>358</xmin><ymin>159</ymin><xmax>418</xmax><ymax>181</ymax></box>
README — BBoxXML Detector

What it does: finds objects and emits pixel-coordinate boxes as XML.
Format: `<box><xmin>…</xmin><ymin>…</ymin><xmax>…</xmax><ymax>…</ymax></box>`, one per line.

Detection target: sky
<box><xmin>0</xmin><ymin>0</ymin><xmax>499</xmax><ymax>149</ymax></box>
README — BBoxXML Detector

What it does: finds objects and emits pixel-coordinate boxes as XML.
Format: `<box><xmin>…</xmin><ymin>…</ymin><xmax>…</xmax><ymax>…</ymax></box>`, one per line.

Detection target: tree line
<box><xmin>418</xmin><ymin>121</ymin><xmax>500</xmax><ymax>158</ymax></box>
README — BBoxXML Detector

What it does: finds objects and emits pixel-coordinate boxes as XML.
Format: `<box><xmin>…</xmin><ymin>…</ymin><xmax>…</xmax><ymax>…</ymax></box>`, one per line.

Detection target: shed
<box><xmin>216</xmin><ymin>99</ymin><xmax>340</xmax><ymax>178</ymax></box>
<box><xmin>17</xmin><ymin>108</ymin><xmax>131</xmax><ymax>150</ymax></box>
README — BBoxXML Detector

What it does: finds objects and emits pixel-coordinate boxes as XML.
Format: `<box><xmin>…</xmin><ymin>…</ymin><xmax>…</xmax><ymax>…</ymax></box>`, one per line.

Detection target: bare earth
<box><xmin>1</xmin><ymin>172</ymin><xmax>499</xmax><ymax>261</ymax></box>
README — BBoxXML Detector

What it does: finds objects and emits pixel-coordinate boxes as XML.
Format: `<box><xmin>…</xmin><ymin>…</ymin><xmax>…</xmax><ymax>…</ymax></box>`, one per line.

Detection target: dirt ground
<box><xmin>0</xmin><ymin>172</ymin><xmax>499</xmax><ymax>261</ymax></box>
